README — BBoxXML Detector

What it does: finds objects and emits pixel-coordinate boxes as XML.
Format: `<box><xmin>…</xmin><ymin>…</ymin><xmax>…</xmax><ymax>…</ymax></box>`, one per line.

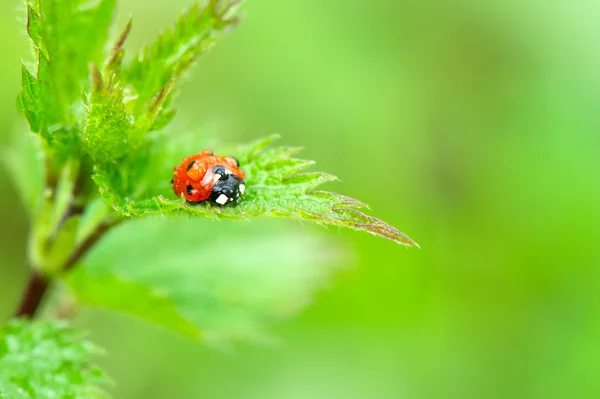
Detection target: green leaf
<box><xmin>18</xmin><ymin>0</ymin><xmax>117</xmax><ymax>159</ymax></box>
<box><xmin>17</xmin><ymin>64</ymin><xmax>42</xmax><ymax>133</ymax></box>
<box><xmin>82</xmin><ymin>68</ymin><xmax>134</xmax><ymax>163</ymax></box>
<box><xmin>65</xmin><ymin>217</ymin><xmax>347</xmax><ymax>344</ymax></box>
<box><xmin>80</xmin><ymin>0</ymin><xmax>242</xmax><ymax>185</ymax></box>
<box><xmin>66</xmin><ymin>271</ymin><xmax>201</xmax><ymax>339</ymax></box>
<box><xmin>0</xmin><ymin>320</ymin><xmax>108</xmax><ymax>399</ymax></box>
<box><xmin>96</xmin><ymin>135</ymin><xmax>418</xmax><ymax>246</ymax></box>
<box><xmin>123</xmin><ymin>0</ymin><xmax>241</xmax><ymax>124</ymax></box>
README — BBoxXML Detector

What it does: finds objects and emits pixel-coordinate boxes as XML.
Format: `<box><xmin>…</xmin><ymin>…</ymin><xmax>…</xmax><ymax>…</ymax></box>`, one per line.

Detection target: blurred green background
<box><xmin>1</xmin><ymin>0</ymin><xmax>600</xmax><ymax>398</ymax></box>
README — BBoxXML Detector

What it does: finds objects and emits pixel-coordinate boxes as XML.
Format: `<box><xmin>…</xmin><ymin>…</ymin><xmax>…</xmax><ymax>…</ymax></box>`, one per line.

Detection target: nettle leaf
<box><xmin>96</xmin><ymin>135</ymin><xmax>418</xmax><ymax>246</ymax></box>
<box><xmin>82</xmin><ymin>67</ymin><xmax>134</xmax><ymax>163</ymax></box>
<box><xmin>18</xmin><ymin>0</ymin><xmax>116</xmax><ymax>140</ymax></box>
<box><xmin>17</xmin><ymin>64</ymin><xmax>43</xmax><ymax>134</ymax></box>
<box><xmin>65</xmin><ymin>218</ymin><xmax>347</xmax><ymax>344</ymax></box>
<box><xmin>82</xmin><ymin>0</ymin><xmax>239</xmax><ymax>193</ymax></box>
<box><xmin>0</xmin><ymin>320</ymin><xmax>108</xmax><ymax>399</ymax></box>
<box><xmin>123</xmin><ymin>0</ymin><xmax>241</xmax><ymax>125</ymax></box>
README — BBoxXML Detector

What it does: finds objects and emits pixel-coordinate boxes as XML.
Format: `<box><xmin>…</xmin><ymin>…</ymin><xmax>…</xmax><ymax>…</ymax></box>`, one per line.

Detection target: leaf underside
<box><xmin>66</xmin><ymin>218</ymin><xmax>347</xmax><ymax>344</ymax></box>
<box><xmin>96</xmin><ymin>135</ymin><xmax>418</xmax><ymax>246</ymax></box>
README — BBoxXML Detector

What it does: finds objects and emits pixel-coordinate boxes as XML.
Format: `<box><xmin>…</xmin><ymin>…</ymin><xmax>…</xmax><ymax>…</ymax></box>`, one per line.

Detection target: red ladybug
<box><xmin>171</xmin><ymin>149</ymin><xmax>246</xmax><ymax>205</ymax></box>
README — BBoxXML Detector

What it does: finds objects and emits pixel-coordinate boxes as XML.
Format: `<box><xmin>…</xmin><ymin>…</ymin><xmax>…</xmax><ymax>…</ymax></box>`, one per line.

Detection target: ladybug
<box><xmin>171</xmin><ymin>149</ymin><xmax>246</xmax><ymax>205</ymax></box>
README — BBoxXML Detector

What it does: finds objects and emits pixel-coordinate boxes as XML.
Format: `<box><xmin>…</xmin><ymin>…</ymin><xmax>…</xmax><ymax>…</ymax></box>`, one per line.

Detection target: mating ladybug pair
<box><xmin>171</xmin><ymin>149</ymin><xmax>246</xmax><ymax>205</ymax></box>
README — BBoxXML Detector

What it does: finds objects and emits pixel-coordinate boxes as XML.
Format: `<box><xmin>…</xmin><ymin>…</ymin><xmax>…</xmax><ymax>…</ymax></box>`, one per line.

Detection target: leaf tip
<box><xmin>90</xmin><ymin>64</ymin><xmax>104</xmax><ymax>92</ymax></box>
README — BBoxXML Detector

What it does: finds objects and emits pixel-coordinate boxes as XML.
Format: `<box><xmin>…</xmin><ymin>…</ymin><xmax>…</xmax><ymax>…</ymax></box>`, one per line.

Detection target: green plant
<box><xmin>3</xmin><ymin>0</ymin><xmax>417</xmax><ymax>395</ymax></box>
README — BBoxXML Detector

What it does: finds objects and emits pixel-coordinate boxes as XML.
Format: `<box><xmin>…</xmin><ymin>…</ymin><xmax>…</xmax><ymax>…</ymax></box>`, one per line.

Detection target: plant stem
<box><xmin>14</xmin><ymin>221</ymin><xmax>116</xmax><ymax>318</ymax></box>
<box><xmin>63</xmin><ymin>222</ymin><xmax>114</xmax><ymax>273</ymax></box>
<box><xmin>15</xmin><ymin>270</ymin><xmax>50</xmax><ymax>318</ymax></box>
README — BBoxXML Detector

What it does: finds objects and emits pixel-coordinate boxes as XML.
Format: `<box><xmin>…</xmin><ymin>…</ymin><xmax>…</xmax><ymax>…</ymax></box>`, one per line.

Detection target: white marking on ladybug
<box><xmin>213</xmin><ymin>174</ymin><xmax>222</xmax><ymax>183</ymax></box>
<box><xmin>239</xmin><ymin>184</ymin><xmax>245</xmax><ymax>194</ymax></box>
<box><xmin>225</xmin><ymin>169</ymin><xmax>233</xmax><ymax>175</ymax></box>
<box><xmin>216</xmin><ymin>194</ymin><xmax>228</xmax><ymax>205</ymax></box>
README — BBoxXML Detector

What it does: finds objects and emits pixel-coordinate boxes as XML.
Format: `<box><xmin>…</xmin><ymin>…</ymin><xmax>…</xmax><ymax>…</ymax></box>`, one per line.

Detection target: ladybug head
<box><xmin>209</xmin><ymin>165</ymin><xmax>246</xmax><ymax>205</ymax></box>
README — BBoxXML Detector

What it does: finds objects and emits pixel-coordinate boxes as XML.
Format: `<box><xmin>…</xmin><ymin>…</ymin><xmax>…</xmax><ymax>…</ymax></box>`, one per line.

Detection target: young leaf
<box><xmin>0</xmin><ymin>320</ymin><xmax>108</xmax><ymax>398</ymax></box>
<box><xmin>80</xmin><ymin>0</ymin><xmax>242</xmax><ymax>191</ymax></box>
<box><xmin>17</xmin><ymin>64</ymin><xmax>43</xmax><ymax>134</ymax></box>
<box><xmin>65</xmin><ymin>218</ymin><xmax>347</xmax><ymax>344</ymax></box>
<box><xmin>18</xmin><ymin>0</ymin><xmax>116</xmax><ymax>159</ymax></box>
<box><xmin>66</xmin><ymin>271</ymin><xmax>201</xmax><ymax>339</ymax></box>
<box><xmin>82</xmin><ymin>68</ymin><xmax>134</xmax><ymax>163</ymax></box>
<box><xmin>95</xmin><ymin>135</ymin><xmax>418</xmax><ymax>246</ymax></box>
<box><xmin>123</xmin><ymin>0</ymin><xmax>241</xmax><ymax>126</ymax></box>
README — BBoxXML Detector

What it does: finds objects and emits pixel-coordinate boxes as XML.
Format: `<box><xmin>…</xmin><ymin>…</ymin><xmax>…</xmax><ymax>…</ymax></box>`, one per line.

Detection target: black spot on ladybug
<box><xmin>186</xmin><ymin>161</ymin><xmax>195</xmax><ymax>172</ymax></box>
<box><xmin>212</xmin><ymin>165</ymin><xmax>229</xmax><ymax>180</ymax></box>
<box><xmin>170</xmin><ymin>177</ymin><xmax>174</xmax><ymax>184</ymax></box>
<box><xmin>209</xmin><ymin>174</ymin><xmax>245</xmax><ymax>205</ymax></box>
<box><xmin>186</xmin><ymin>185</ymin><xmax>194</xmax><ymax>195</ymax></box>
